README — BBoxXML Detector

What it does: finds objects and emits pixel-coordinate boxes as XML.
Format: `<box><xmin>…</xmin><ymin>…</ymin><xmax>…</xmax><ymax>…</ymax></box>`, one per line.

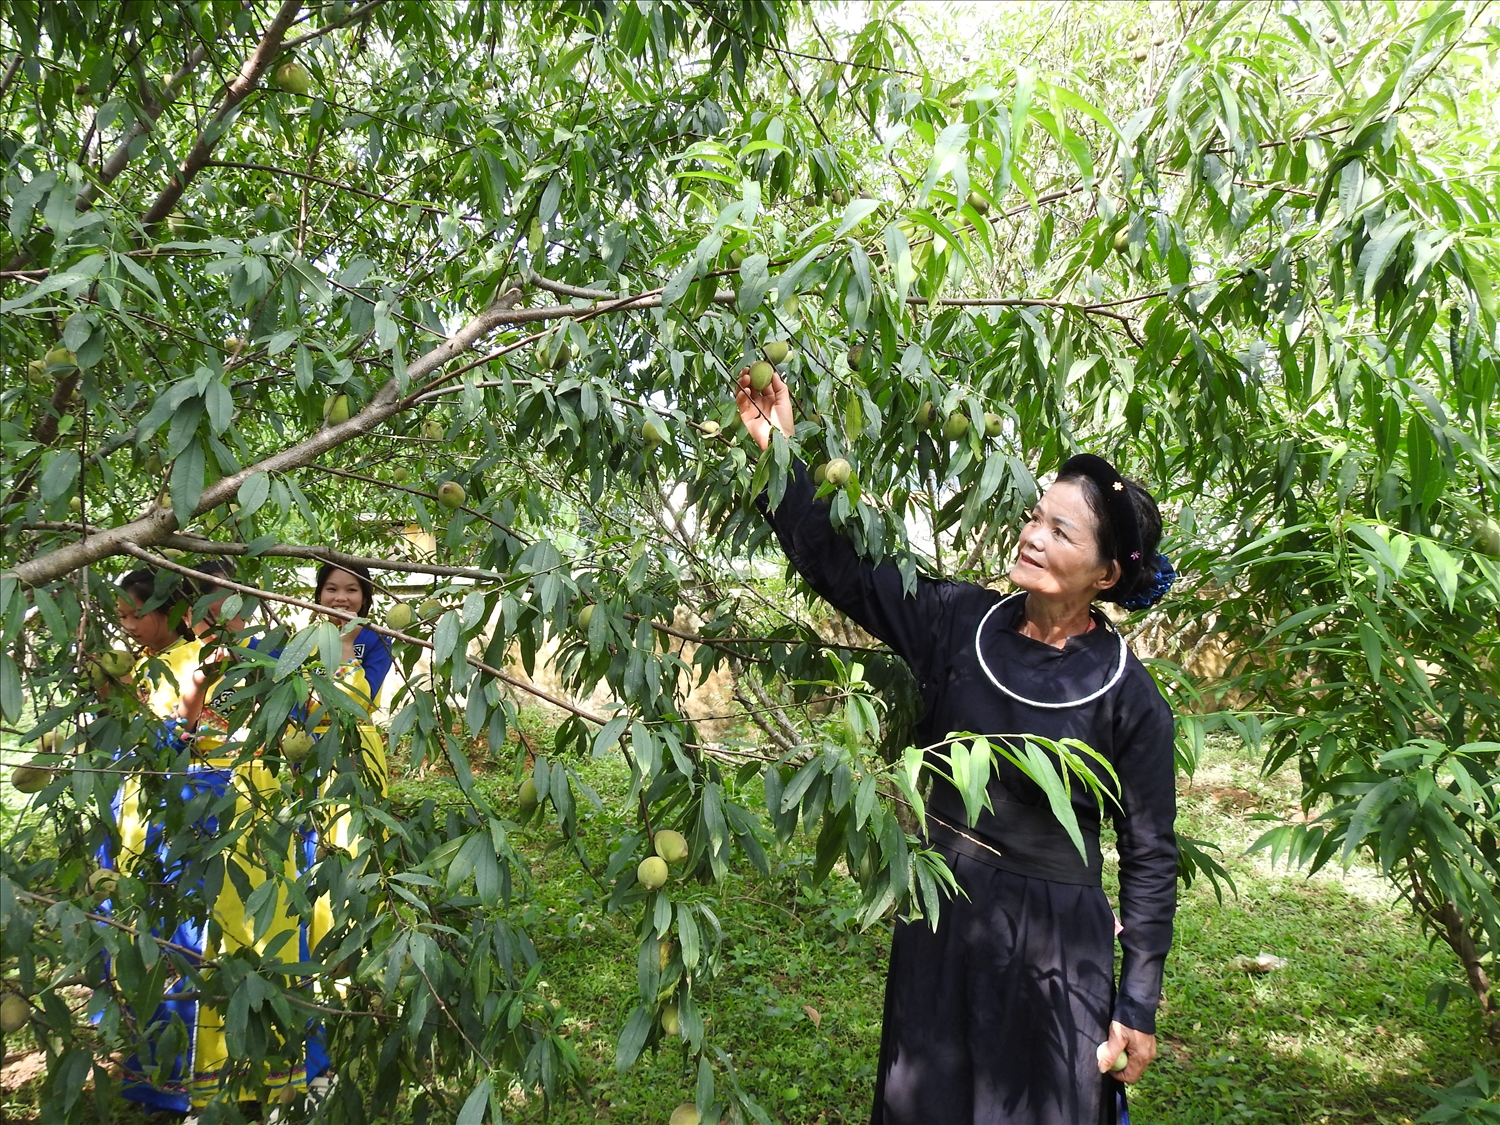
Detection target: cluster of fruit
<box><xmin>746</xmin><ymin>338</ymin><xmax>792</xmax><ymax>394</ymax></box>
<box><xmin>25</xmin><ymin>346</ymin><xmax>77</xmax><ymax>382</ymax></box>
<box><xmin>637</xmin><ymin>828</ymin><xmax>689</xmax><ymax>890</ymax></box>
<box><xmin>385</xmin><ymin>594</ymin><xmax>449</xmax><ymax>632</ymax></box>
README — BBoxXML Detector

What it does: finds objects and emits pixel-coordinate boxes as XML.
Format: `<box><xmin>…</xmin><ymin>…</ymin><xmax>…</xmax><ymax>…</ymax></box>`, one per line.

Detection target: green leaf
<box><xmin>615</xmin><ymin>1004</ymin><xmax>654</xmax><ymax>1071</ymax></box>
<box><xmin>1418</xmin><ymin>539</ymin><xmax>1460</xmax><ymax>610</ymax></box>
<box><xmin>169</xmin><ymin>440</ymin><xmax>206</xmax><ymax>521</ymax></box>
<box><xmin>38</xmin><ymin>451</ymin><xmax>80</xmax><ymax>504</ymax></box>
<box><xmin>272</xmin><ymin>626</ymin><xmax>320</xmax><ymax>680</ymax></box>
<box><xmin>736</xmin><ymin>253</ymin><xmax>770</xmax><ymax>313</ymax></box>
<box><xmin>834</xmin><ymin>198</ymin><xmax>882</xmax><ymax>238</ymax></box>
<box><xmin>456</xmin><ymin>1077</ymin><xmax>492</xmax><ymax>1125</ymax></box>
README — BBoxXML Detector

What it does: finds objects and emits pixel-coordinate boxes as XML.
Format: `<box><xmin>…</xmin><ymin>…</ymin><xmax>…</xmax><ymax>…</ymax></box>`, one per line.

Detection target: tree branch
<box><xmin>139</xmin><ymin>0</ymin><xmax>304</xmax><ymax>229</ymax></box>
<box><xmin>117</xmin><ymin>544</ymin><xmax>612</xmax><ymax>727</ymax></box>
<box><xmin>3</xmin><ymin>33</ymin><xmax>216</xmax><ymax>271</ymax></box>
<box><xmin>11</xmin><ymin>290</ymin><xmax>525</xmax><ymax>588</ymax></box>
<box><xmin>280</xmin><ymin>0</ymin><xmax>389</xmax><ymax>51</ymax></box>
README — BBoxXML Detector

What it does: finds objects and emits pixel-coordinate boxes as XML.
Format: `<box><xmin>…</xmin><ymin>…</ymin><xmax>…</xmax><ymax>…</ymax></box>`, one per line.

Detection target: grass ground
<box><xmin>2</xmin><ymin>730</ymin><xmax>1495</xmax><ymax>1123</ymax></box>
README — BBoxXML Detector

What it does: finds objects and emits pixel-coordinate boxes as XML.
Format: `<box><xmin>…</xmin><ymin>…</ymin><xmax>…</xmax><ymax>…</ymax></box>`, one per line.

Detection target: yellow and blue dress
<box><xmin>110</xmin><ymin>633</ymin><xmax>390</xmax><ymax>1111</ymax></box>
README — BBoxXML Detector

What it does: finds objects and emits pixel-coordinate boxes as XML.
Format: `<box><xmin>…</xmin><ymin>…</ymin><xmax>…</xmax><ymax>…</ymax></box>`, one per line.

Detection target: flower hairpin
<box><xmin>1112</xmin><ymin>480</ymin><xmax>1124</xmax><ymax>491</ymax></box>
<box><xmin>1130</xmin><ymin>551</ymin><xmax>1141</xmax><ymax>560</ymax></box>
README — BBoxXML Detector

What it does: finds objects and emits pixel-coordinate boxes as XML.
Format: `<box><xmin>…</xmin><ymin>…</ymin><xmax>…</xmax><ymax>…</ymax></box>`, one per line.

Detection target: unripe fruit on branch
<box><xmin>323</xmin><ymin>394</ymin><xmax>350</xmax><ymax>426</ymax></box>
<box><xmin>914</xmin><ymin>401</ymin><xmax>934</xmax><ymax>427</ymax></box>
<box><xmin>943</xmin><ymin>412</ymin><xmax>970</xmax><ymax>440</ymax></box>
<box><xmin>68</xmin><ymin>496</ymin><xmax>81</xmax><ymax>513</ymax></box>
<box><xmin>37</xmin><ymin>730</ymin><xmax>60</xmax><ymax>753</ymax></box>
<box><xmin>659</xmin><ymin>940</ymin><xmax>674</xmax><ymax>970</ymax></box>
<box><xmin>224</xmin><ymin>336</ymin><xmax>245</xmax><ymax>356</ymax></box>
<box><xmin>273</xmin><ymin>61</ymin><xmax>313</xmax><ymax>96</ymax></box>
<box><xmin>11</xmin><ymin>764</ymin><xmax>52</xmax><ymax>794</ymax></box>
<box><xmin>282</xmin><ymin>730</ymin><xmax>315</xmax><ymax>763</ymax></box>
<box><xmin>813</xmin><ymin>464</ymin><xmax>826</xmax><ymax>485</ymax></box>
<box><xmin>44</xmin><ymin>347</ymin><xmax>77</xmax><ymax>369</ymax></box>
<box><xmin>824</xmin><ymin>458</ymin><xmax>851</xmax><ymax>488</ymax></box>
<box><xmin>846</xmin><ymin>343</ymin><xmax>866</xmax><ymax>368</ymax></box>
<box><xmin>1112</xmin><ymin>228</ymin><xmax>1131</xmax><ymax>254</ymax></box>
<box><xmin>278</xmin><ymin>1086</ymin><xmax>297</xmax><ymax>1108</ymax></box>
<box><xmin>966</xmin><ymin>191</ymin><xmax>990</xmax><ymax>215</ymax></box>
<box><xmin>0</xmin><ymin>995</ymin><xmax>29</xmax><ymax>1034</ymax></box>
<box><xmin>748</xmin><ymin>361</ymin><xmax>775</xmax><ymax>393</ymax></box>
<box><xmin>642</xmin><ymin>420</ymin><xmax>666</xmax><ymax>448</ymax></box>
<box><xmin>437</xmin><ymin>481</ymin><xmax>466</xmax><ymax>509</ymax></box>
<box><xmin>418</xmin><ymin>598</ymin><xmax>444</xmax><ymax>620</ymax></box>
<box><xmin>518</xmin><ymin>778</ymin><xmax>539</xmax><ymax>812</ymax></box>
<box><xmin>97</xmin><ymin>650</ymin><xmax>134</xmax><ymax>679</ymax></box>
<box><xmin>669</xmin><ymin>1104</ymin><xmax>700</xmax><ymax>1125</ymax></box>
<box><xmin>391</xmin><ymin>467</ymin><xmax>409</xmax><ymax>483</ymax></box>
<box><xmin>87</xmin><ymin>868</ymin><xmax>118</xmax><ymax>897</ymax></box>
<box><xmin>166</xmin><ymin>212</ymin><xmax>191</xmax><ymax>237</ymax></box>
<box><xmin>577</xmin><ymin>604</ymin><xmax>594</xmax><ymax>630</ymax></box>
<box><xmin>537</xmin><ymin>340</ymin><xmax>571</xmax><ymax>370</ymax></box>
<box><xmin>654</xmin><ymin>829</ymin><xmax>689</xmax><ymax>865</ymax></box>
<box><xmin>422</xmin><ymin>420</ymin><xmax>444</xmax><ymax>440</ymax></box>
<box><xmin>762</xmin><ymin>340</ymin><xmax>791</xmax><ymax>364</ymax></box>
<box><xmin>697</xmin><ymin>420</ymin><xmax>721</xmax><ymax>437</ymax></box>
<box><xmin>637</xmin><ymin>856</ymin><xmax>669</xmax><ymax>891</ymax></box>
<box><xmin>984</xmin><ymin>412</ymin><xmax>1004</xmax><ymax>437</ymax></box>
<box><xmin>660</xmin><ymin>1003</ymin><xmax>680</xmax><ymax>1036</ymax></box>
<box><xmin>386</xmin><ymin>603</ymin><xmax>415</xmax><ymax>631</ymax></box>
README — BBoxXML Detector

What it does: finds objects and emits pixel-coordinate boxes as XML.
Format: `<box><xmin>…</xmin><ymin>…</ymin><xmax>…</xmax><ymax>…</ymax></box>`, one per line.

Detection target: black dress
<box><xmin>760</xmin><ymin>461</ymin><xmax>1177</xmax><ymax>1125</ymax></box>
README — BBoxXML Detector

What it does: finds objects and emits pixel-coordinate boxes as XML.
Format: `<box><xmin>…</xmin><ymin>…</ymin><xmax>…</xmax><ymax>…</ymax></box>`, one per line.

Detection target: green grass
<box><xmin>3</xmin><ymin>731</ymin><xmax>1495</xmax><ymax>1123</ymax></box>
<box><xmin>484</xmin><ymin>732</ymin><xmax>1494</xmax><ymax>1125</ymax></box>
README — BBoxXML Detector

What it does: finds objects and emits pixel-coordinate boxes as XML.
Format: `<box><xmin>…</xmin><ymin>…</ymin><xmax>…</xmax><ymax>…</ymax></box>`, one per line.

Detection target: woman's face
<box><xmin>317</xmin><ymin>569</ymin><xmax>366</xmax><ymax>619</ymax></box>
<box><xmin>117</xmin><ymin>593</ymin><xmax>177</xmax><ymax>652</ymax></box>
<box><xmin>1008</xmin><ymin>479</ymin><xmax>1120</xmax><ymax>603</ymax></box>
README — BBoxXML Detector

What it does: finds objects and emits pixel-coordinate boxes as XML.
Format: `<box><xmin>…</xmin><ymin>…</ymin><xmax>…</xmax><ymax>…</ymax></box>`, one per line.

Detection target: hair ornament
<box><xmin>1120</xmin><ymin>553</ymin><xmax>1177</xmax><ymax>611</ymax></box>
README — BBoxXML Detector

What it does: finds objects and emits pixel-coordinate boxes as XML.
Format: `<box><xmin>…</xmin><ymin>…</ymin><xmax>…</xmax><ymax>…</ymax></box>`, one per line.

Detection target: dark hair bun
<box><xmin>1103</xmin><ymin>478</ymin><xmax>1165</xmax><ymax>606</ymax></box>
<box><xmin>1119</xmin><ymin>553</ymin><xmax>1177</xmax><ymax>610</ymax></box>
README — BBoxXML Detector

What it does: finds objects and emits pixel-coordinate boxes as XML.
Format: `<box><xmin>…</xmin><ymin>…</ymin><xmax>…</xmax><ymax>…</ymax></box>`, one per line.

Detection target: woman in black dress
<box><xmin>737</xmin><ymin>370</ymin><xmax>1177</xmax><ymax>1125</ymax></box>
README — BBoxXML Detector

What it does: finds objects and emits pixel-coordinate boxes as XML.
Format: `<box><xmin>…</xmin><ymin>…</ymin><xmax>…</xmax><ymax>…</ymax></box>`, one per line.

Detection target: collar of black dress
<box><xmin>1058</xmin><ymin>453</ymin><xmax>1143</xmax><ymax>600</ymax></box>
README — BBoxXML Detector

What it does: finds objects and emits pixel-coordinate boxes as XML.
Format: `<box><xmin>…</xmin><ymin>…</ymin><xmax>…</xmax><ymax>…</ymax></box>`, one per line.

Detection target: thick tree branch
<box><xmin>139</xmin><ymin>0</ymin><xmax>304</xmax><ymax>229</ymax></box>
<box><xmin>83</xmin><ymin>44</ymin><xmax>212</xmax><ymax>211</ymax></box>
<box><xmin>10</xmin><ymin>291</ymin><xmax>523</xmax><ymax>588</ymax></box>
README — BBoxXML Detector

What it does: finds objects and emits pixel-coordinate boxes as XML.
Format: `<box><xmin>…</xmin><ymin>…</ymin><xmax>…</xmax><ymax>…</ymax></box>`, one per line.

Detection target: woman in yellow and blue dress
<box><xmin>104</xmin><ymin>561</ymin><xmax>392</xmax><ymax>1112</ymax></box>
<box><xmin>177</xmin><ymin>559</ymin><xmax>316</xmax><ymax>1106</ymax></box>
<box><xmin>293</xmin><ymin>562</ymin><xmax>393</xmax><ymax>1089</ymax></box>
<box><xmin>103</xmin><ymin>567</ymin><xmax>217</xmax><ymax>1114</ymax></box>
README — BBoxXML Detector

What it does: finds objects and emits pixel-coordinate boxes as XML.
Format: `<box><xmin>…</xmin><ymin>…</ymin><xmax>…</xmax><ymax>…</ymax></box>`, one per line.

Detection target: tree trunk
<box><xmin>1411</xmin><ymin>874</ymin><xmax>1500</xmax><ymax>1042</ymax></box>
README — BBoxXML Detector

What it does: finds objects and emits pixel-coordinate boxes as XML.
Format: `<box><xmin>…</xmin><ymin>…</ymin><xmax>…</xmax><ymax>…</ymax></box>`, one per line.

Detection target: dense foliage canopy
<box><xmin>4</xmin><ymin>1</ymin><xmax>1500</xmax><ymax>1121</ymax></box>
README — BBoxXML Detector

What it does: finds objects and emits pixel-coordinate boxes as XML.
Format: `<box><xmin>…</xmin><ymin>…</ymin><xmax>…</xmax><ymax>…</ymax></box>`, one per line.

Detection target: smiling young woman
<box><xmin>737</xmin><ymin>370</ymin><xmax>1178</xmax><ymax>1125</ymax></box>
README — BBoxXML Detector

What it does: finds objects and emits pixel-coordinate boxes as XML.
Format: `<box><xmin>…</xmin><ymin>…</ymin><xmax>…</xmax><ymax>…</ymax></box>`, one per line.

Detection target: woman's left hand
<box><xmin>1099</xmin><ymin>1020</ymin><xmax>1157</xmax><ymax>1083</ymax></box>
